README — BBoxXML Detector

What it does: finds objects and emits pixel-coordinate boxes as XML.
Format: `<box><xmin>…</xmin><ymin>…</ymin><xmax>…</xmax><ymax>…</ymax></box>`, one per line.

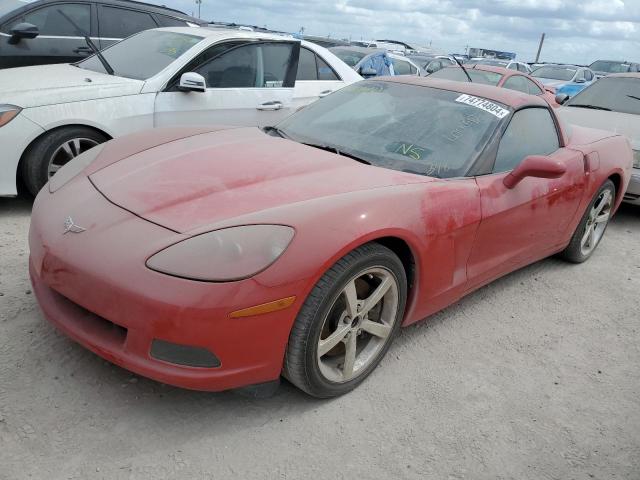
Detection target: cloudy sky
<box><xmin>166</xmin><ymin>0</ymin><xmax>640</xmax><ymax>64</ymax></box>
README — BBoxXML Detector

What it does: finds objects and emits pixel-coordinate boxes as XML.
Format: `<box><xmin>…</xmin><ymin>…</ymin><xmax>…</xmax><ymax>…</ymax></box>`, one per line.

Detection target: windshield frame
<box><xmin>276</xmin><ymin>80</ymin><xmax>512</xmax><ymax>179</ymax></box>
<box><xmin>75</xmin><ymin>29</ymin><xmax>205</xmax><ymax>80</ymax></box>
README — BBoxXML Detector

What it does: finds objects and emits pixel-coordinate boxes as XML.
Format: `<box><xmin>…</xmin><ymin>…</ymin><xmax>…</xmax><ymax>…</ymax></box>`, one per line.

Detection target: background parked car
<box><xmin>589</xmin><ymin>59</ymin><xmax>640</xmax><ymax>79</ymax></box>
<box><xmin>467</xmin><ymin>57</ymin><xmax>532</xmax><ymax>74</ymax></box>
<box><xmin>329</xmin><ymin>46</ymin><xmax>419</xmax><ymax>77</ymax></box>
<box><xmin>558</xmin><ymin>73</ymin><xmax>640</xmax><ymax>205</ymax></box>
<box><xmin>407</xmin><ymin>54</ymin><xmax>455</xmax><ymax>75</ymax></box>
<box><xmin>0</xmin><ymin>27</ymin><xmax>361</xmax><ymax>196</ymax></box>
<box><xmin>531</xmin><ymin>64</ymin><xmax>595</xmax><ymax>98</ymax></box>
<box><xmin>0</xmin><ymin>0</ymin><xmax>204</xmax><ymax>69</ymax></box>
<box><xmin>429</xmin><ymin>64</ymin><xmax>559</xmax><ymax>107</ymax></box>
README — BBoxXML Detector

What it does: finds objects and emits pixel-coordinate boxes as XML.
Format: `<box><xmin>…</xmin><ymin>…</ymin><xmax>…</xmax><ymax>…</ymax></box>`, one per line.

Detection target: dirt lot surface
<box><xmin>1</xmin><ymin>193</ymin><xmax>639</xmax><ymax>480</ymax></box>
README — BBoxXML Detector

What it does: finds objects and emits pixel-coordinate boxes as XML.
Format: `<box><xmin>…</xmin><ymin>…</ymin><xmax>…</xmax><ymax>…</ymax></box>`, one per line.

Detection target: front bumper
<box><xmin>0</xmin><ymin>112</ymin><xmax>45</xmax><ymax>196</ymax></box>
<box><xmin>29</xmin><ymin>176</ymin><xmax>302</xmax><ymax>391</ymax></box>
<box><xmin>624</xmin><ymin>168</ymin><xmax>640</xmax><ymax>205</ymax></box>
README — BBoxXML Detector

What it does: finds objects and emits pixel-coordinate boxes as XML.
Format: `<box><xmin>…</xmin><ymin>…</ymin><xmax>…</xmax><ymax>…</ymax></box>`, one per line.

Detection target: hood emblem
<box><xmin>63</xmin><ymin>216</ymin><xmax>86</xmax><ymax>234</ymax></box>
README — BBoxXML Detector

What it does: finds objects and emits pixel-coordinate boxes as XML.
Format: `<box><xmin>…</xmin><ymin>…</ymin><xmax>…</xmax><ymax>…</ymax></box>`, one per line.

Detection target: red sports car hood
<box><xmin>90</xmin><ymin>127</ymin><xmax>428</xmax><ymax>233</ymax></box>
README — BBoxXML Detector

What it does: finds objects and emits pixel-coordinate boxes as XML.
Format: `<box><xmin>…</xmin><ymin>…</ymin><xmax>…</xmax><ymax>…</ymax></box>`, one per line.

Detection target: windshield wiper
<box><xmin>627</xmin><ymin>95</ymin><xmax>640</xmax><ymax>102</ymax></box>
<box><xmin>263</xmin><ymin>126</ymin><xmax>290</xmax><ymax>139</ymax></box>
<box><xmin>567</xmin><ymin>104</ymin><xmax>611</xmax><ymax>111</ymax></box>
<box><xmin>303</xmin><ymin>143</ymin><xmax>371</xmax><ymax>165</ymax></box>
<box><xmin>57</xmin><ymin>9</ymin><xmax>114</xmax><ymax>75</ymax></box>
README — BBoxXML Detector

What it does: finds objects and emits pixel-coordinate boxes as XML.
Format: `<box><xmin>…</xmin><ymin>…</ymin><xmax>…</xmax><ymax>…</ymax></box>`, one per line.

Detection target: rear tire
<box><xmin>559</xmin><ymin>179</ymin><xmax>615</xmax><ymax>263</ymax></box>
<box><xmin>284</xmin><ymin>243</ymin><xmax>407</xmax><ymax>398</ymax></box>
<box><xmin>22</xmin><ymin>127</ymin><xmax>107</xmax><ymax>196</ymax></box>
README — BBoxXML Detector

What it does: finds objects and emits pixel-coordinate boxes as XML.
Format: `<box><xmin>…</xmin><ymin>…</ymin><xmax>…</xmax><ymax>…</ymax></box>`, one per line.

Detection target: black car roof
<box><xmin>0</xmin><ymin>0</ymin><xmax>204</xmax><ymax>23</ymax></box>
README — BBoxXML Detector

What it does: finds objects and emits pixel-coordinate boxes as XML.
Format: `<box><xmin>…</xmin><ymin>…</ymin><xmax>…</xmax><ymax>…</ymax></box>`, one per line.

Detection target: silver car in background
<box><xmin>558</xmin><ymin>73</ymin><xmax>640</xmax><ymax>205</ymax></box>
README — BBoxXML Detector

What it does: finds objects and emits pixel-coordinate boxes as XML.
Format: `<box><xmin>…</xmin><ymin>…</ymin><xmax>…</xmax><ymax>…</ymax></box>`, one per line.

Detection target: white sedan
<box><xmin>0</xmin><ymin>27</ymin><xmax>361</xmax><ymax>196</ymax></box>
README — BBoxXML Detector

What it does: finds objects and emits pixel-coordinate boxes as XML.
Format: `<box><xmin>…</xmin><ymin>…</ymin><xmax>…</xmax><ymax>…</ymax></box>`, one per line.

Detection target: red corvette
<box><xmin>29</xmin><ymin>77</ymin><xmax>632</xmax><ymax>398</ymax></box>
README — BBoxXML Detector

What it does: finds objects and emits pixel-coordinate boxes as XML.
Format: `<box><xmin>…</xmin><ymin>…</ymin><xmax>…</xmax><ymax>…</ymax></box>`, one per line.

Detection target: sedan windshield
<box><xmin>277</xmin><ymin>81</ymin><xmax>508</xmax><ymax>178</ymax></box>
<box><xmin>566</xmin><ymin>77</ymin><xmax>640</xmax><ymax>115</ymax></box>
<box><xmin>429</xmin><ymin>67</ymin><xmax>503</xmax><ymax>86</ymax></box>
<box><xmin>474</xmin><ymin>59</ymin><xmax>508</xmax><ymax>68</ymax></box>
<box><xmin>532</xmin><ymin>66</ymin><xmax>576</xmax><ymax>81</ymax></box>
<box><xmin>589</xmin><ymin>61</ymin><xmax>631</xmax><ymax>73</ymax></box>
<box><xmin>77</xmin><ymin>30</ymin><xmax>202</xmax><ymax>80</ymax></box>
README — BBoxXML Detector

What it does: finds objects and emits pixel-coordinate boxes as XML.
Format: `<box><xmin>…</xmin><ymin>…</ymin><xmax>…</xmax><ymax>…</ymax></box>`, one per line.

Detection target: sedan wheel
<box><xmin>47</xmin><ymin>138</ymin><xmax>100</xmax><ymax>178</ymax></box>
<box><xmin>284</xmin><ymin>243</ymin><xmax>407</xmax><ymax>398</ymax></box>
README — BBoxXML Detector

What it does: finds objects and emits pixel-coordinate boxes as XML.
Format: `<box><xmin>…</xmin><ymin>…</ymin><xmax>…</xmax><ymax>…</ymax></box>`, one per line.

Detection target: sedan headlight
<box><xmin>146</xmin><ymin>225</ymin><xmax>295</xmax><ymax>281</ymax></box>
<box><xmin>633</xmin><ymin>150</ymin><xmax>640</xmax><ymax>169</ymax></box>
<box><xmin>49</xmin><ymin>143</ymin><xmax>105</xmax><ymax>193</ymax></box>
<box><xmin>0</xmin><ymin>104</ymin><xmax>21</xmax><ymax>127</ymax></box>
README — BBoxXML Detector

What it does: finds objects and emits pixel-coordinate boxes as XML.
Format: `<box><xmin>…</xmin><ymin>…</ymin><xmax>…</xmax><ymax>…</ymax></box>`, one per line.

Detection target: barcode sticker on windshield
<box><xmin>455</xmin><ymin>94</ymin><xmax>510</xmax><ymax>119</ymax></box>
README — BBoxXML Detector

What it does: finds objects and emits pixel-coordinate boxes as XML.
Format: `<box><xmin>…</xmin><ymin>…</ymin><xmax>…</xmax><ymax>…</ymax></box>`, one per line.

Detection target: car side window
<box><xmin>584</xmin><ymin>70</ymin><xmax>593</xmax><ymax>81</ymax></box>
<box><xmin>575</xmin><ymin>69</ymin><xmax>586</xmax><ymax>82</ymax></box>
<box><xmin>316</xmin><ymin>55</ymin><xmax>339</xmax><ymax>80</ymax></box>
<box><xmin>196</xmin><ymin>43</ymin><xmax>293</xmax><ymax>88</ymax></box>
<box><xmin>296</xmin><ymin>47</ymin><xmax>317</xmax><ymax>80</ymax></box>
<box><xmin>8</xmin><ymin>3</ymin><xmax>90</xmax><ymax>36</ymax></box>
<box><xmin>99</xmin><ymin>7</ymin><xmax>156</xmax><ymax>38</ymax></box>
<box><xmin>517</xmin><ymin>63</ymin><xmax>528</xmax><ymax>73</ymax></box>
<box><xmin>502</xmin><ymin>75</ymin><xmax>529</xmax><ymax>94</ymax></box>
<box><xmin>508</xmin><ymin>63</ymin><xmax>518</xmax><ymax>70</ymax></box>
<box><xmin>523</xmin><ymin>77</ymin><xmax>543</xmax><ymax>95</ymax></box>
<box><xmin>494</xmin><ymin>108</ymin><xmax>560</xmax><ymax>173</ymax></box>
<box><xmin>155</xmin><ymin>15</ymin><xmax>187</xmax><ymax>27</ymax></box>
<box><xmin>392</xmin><ymin>59</ymin><xmax>411</xmax><ymax>75</ymax></box>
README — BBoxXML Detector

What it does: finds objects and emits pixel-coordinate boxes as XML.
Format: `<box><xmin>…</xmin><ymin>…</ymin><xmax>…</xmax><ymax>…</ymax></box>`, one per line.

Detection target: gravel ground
<box><xmin>1</xmin><ymin>192</ymin><xmax>639</xmax><ymax>480</ymax></box>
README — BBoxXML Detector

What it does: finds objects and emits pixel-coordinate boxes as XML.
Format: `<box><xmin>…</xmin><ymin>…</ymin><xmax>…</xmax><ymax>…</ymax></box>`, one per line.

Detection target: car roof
<box><xmin>163</xmin><ymin>26</ymin><xmax>294</xmax><ymax>42</ymax></box>
<box><xmin>330</xmin><ymin>46</ymin><xmax>383</xmax><ymax>54</ymax></box>
<box><xmin>12</xmin><ymin>0</ymin><xmax>203</xmax><ymax>21</ymax></box>
<box><xmin>603</xmin><ymin>72</ymin><xmax>640</xmax><ymax>79</ymax></box>
<box><xmin>382</xmin><ymin>76</ymin><xmax>548</xmax><ymax>109</ymax></box>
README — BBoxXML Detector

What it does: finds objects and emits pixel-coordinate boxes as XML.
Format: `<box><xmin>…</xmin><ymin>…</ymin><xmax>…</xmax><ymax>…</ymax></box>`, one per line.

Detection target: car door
<box><xmin>154</xmin><ymin>40</ymin><xmax>300</xmax><ymax>128</ymax></box>
<box><xmin>292</xmin><ymin>46</ymin><xmax>344</xmax><ymax>109</ymax></box>
<box><xmin>466</xmin><ymin>107</ymin><xmax>586</xmax><ymax>289</ymax></box>
<box><xmin>0</xmin><ymin>1</ymin><xmax>93</xmax><ymax>68</ymax></box>
<box><xmin>96</xmin><ymin>5</ymin><xmax>157</xmax><ymax>49</ymax></box>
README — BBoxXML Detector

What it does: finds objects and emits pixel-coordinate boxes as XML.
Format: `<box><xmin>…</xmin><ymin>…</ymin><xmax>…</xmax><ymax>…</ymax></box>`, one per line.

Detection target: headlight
<box><xmin>0</xmin><ymin>105</ymin><xmax>21</xmax><ymax>127</ymax></box>
<box><xmin>146</xmin><ymin>225</ymin><xmax>295</xmax><ymax>281</ymax></box>
<box><xmin>633</xmin><ymin>150</ymin><xmax>640</xmax><ymax>169</ymax></box>
<box><xmin>49</xmin><ymin>143</ymin><xmax>105</xmax><ymax>193</ymax></box>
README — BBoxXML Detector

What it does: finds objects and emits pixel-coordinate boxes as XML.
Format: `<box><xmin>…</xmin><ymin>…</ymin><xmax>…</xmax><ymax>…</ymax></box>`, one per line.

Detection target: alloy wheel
<box><xmin>317</xmin><ymin>267</ymin><xmax>399</xmax><ymax>383</ymax></box>
<box><xmin>580</xmin><ymin>189</ymin><xmax>613</xmax><ymax>256</ymax></box>
<box><xmin>47</xmin><ymin>138</ymin><xmax>100</xmax><ymax>178</ymax></box>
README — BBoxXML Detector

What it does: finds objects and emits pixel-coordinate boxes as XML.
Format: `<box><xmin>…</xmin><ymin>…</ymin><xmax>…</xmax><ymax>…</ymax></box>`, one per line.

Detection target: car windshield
<box><xmin>532</xmin><ymin>66</ymin><xmax>576</xmax><ymax>81</ymax></box>
<box><xmin>429</xmin><ymin>67</ymin><xmax>503</xmax><ymax>86</ymax></box>
<box><xmin>566</xmin><ymin>77</ymin><xmax>640</xmax><ymax>115</ymax></box>
<box><xmin>0</xmin><ymin>0</ymin><xmax>23</xmax><ymax>17</ymax></box>
<box><xmin>277</xmin><ymin>81</ymin><xmax>508</xmax><ymax>179</ymax></box>
<box><xmin>77</xmin><ymin>30</ymin><xmax>202</xmax><ymax>80</ymax></box>
<box><xmin>476</xmin><ymin>59</ymin><xmax>508</xmax><ymax>67</ymax></box>
<box><xmin>589</xmin><ymin>61</ymin><xmax>631</xmax><ymax>73</ymax></box>
<box><xmin>331</xmin><ymin>49</ymin><xmax>368</xmax><ymax>67</ymax></box>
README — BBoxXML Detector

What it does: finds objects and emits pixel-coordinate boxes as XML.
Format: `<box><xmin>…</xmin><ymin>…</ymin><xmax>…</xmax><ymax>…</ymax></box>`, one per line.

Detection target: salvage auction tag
<box><xmin>455</xmin><ymin>94</ymin><xmax>510</xmax><ymax>119</ymax></box>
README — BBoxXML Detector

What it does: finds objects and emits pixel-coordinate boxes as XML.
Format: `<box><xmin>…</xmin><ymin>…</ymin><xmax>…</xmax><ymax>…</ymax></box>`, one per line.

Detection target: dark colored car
<box><xmin>589</xmin><ymin>60</ymin><xmax>640</xmax><ymax>79</ymax></box>
<box><xmin>0</xmin><ymin>0</ymin><xmax>204</xmax><ymax>69</ymax></box>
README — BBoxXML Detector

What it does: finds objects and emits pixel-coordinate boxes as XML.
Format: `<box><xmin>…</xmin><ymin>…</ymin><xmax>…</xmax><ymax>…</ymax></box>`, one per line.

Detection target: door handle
<box><xmin>73</xmin><ymin>46</ymin><xmax>93</xmax><ymax>54</ymax></box>
<box><xmin>257</xmin><ymin>101</ymin><xmax>283</xmax><ymax>111</ymax></box>
<box><xmin>319</xmin><ymin>90</ymin><xmax>333</xmax><ymax>97</ymax></box>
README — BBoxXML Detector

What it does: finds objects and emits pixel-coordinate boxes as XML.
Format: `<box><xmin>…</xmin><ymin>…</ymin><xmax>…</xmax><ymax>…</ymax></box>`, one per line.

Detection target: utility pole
<box><xmin>535</xmin><ymin>33</ymin><xmax>545</xmax><ymax>63</ymax></box>
<box><xmin>195</xmin><ymin>0</ymin><xmax>202</xmax><ymax>19</ymax></box>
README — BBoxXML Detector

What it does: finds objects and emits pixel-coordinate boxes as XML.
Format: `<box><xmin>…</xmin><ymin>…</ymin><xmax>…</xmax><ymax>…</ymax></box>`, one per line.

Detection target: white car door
<box><xmin>154</xmin><ymin>40</ymin><xmax>300</xmax><ymax>128</ymax></box>
<box><xmin>292</xmin><ymin>46</ymin><xmax>345</xmax><ymax>109</ymax></box>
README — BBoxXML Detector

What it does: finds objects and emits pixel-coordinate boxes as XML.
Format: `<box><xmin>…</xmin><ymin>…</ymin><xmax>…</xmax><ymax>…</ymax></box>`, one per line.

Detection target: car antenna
<box><xmin>449</xmin><ymin>55</ymin><xmax>473</xmax><ymax>82</ymax></box>
<box><xmin>57</xmin><ymin>9</ymin><xmax>115</xmax><ymax>75</ymax></box>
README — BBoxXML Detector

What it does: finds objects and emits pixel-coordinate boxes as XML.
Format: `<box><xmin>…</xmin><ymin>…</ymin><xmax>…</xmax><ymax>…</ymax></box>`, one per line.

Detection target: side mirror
<box><xmin>359</xmin><ymin>68</ymin><xmax>377</xmax><ymax>78</ymax></box>
<box><xmin>426</xmin><ymin>64</ymin><xmax>438</xmax><ymax>74</ymax></box>
<box><xmin>503</xmin><ymin>155</ymin><xmax>566</xmax><ymax>189</ymax></box>
<box><xmin>555</xmin><ymin>93</ymin><xmax>569</xmax><ymax>105</ymax></box>
<box><xmin>178</xmin><ymin>72</ymin><xmax>206</xmax><ymax>93</ymax></box>
<box><xmin>575</xmin><ymin>78</ymin><xmax>586</xmax><ymax>84</ymax></box>
<box><xmin>8</xmin><ymin>22</ymin><xmax>39</xmax><ymax>45</ymax></box>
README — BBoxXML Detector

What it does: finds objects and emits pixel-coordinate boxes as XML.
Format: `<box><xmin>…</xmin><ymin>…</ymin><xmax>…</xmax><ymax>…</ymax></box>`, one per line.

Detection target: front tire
<box><xmin>284</xmin><ymin>243</ymin><xmax>407</xmax><ymax>398</ymax></box>
<box><xmin>559</xmin><ymin>179</ymin><xmax>616</xmax><ymax>263</ymax></box>
<box><xmin>22</xmin><ymin>127</ymin><xmax>107</xmax><ymax>196</ymax></box>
